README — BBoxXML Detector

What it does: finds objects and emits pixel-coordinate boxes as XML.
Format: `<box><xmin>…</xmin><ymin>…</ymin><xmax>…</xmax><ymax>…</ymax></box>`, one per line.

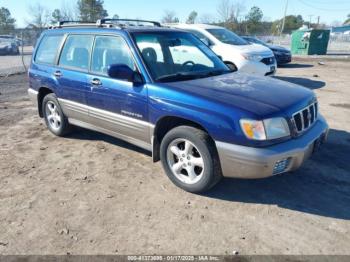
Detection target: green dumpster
<box><xmin>291</xmin><ymin>29</ymin><xmax>330</xmax><ymax>55</ymax></box>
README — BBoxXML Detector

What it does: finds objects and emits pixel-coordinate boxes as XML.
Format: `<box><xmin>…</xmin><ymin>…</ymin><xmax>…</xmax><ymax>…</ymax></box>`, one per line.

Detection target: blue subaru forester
<box><xmin>28</xmin><ymin>19</ymin><xmax>328</xmax><ymax>192</ymax></box>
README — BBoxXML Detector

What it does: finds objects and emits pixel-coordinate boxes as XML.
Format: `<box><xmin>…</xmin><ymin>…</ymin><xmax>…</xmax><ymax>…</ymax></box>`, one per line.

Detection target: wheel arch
<box><xmin>37</xmin><ymin>86</ymin><xmax>55</xmax><ymax>117</ymax></box>
<box><xmin>152</xmin><ymin>115</ymin><xmax>215</xmax><ymax>162</ymax></box>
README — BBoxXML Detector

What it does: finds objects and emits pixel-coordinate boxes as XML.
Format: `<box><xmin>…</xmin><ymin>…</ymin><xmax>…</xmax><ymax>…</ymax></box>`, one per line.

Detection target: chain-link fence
<box><xmin>0</xmin><ymin>46</ymin><xmax>33</xmax><ymax>77</ymax></box>
<box><xmin>0</xmin><ymin>28</ymin><xmax>40</xmax><ymax>77</ymax></box>
<box><xmin>260</xmin><ymin>34</ymin><xmax>350</xmax><ymax>54</ymax></box>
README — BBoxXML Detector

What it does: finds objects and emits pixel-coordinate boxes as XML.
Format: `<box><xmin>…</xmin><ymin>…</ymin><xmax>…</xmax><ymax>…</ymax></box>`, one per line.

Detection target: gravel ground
<box><xmin>0</xmin><ymin>58</ymin><xmax>349</xmax><ymax>255</ymax></box>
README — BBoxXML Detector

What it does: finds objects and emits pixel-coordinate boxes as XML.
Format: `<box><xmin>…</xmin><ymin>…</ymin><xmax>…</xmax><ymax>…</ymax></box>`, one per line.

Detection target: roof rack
<box><xmin>48</xmin><ymin>21</ymin><xmax>95</xmax><ymax>29</ymax></box>
<box><xmin>96</xmin><ymin>19</ymin><xmax>161</xmax><ymax>28</ymax></box>
<box><xmin>48</xmin><ymin>19</ymin><xmax>162</xmax><ymax>30</ymax></box>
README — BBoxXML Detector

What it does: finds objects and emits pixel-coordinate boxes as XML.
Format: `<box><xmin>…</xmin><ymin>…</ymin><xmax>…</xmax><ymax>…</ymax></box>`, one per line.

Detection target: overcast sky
<box><xmin>1</xmin><ymin>0</ymin><xmax>350</xmax><ymax>28</ymax></box>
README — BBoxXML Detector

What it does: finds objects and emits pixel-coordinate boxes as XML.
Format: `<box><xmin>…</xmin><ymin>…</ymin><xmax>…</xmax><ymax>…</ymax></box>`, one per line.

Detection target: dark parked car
<box><xmin>0</xmin><ymin>38</ymin><xmax>19</xmax><ymax>55</ymax></box>
<box><xmin>242</xmin><ymin>36</ymin><xmax>292</xmax><ymax>65</ymax></box>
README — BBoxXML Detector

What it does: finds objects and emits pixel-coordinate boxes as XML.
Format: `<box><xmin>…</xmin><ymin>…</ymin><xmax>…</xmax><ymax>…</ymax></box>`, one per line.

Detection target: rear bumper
<box><xmin>276</xmin><ymin>54</ymin><xmax>292</xmax><ymax>65</ymax></box>
<box><xmin>215</xmin><ymin>115</ymin><xmax>328</xmax><ymax>179</ymax></box>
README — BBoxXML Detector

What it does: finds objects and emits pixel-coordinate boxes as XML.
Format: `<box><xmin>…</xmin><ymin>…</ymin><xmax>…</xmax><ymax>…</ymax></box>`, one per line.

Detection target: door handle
<box><xmin>53</xmin><ymin>71</ymin><xmax>62</xmax><ymax>78</ymax></box>
<box><xmin>91</xmin><ymin>78</ymin><xmax>102</xmax><ymax>86</ymax></box>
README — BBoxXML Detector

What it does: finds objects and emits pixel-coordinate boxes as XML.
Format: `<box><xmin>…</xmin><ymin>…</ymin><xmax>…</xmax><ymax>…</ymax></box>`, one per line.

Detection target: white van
<box><xmin>168</xmin><ymin>24</ymin><xmax>277</xmax><ymax>76</ymax></box>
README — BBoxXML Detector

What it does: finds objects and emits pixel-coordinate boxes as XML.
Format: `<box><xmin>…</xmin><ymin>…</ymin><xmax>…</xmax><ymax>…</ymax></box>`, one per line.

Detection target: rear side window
<box><xmin>35</xmin><ymin>35</ymin><xmax>63</xmax><ymax>64</ymax></box>
<box><xmin>91</xmin><ymin>35</ymin><xmax>135</xmax><ymax>75</ymax></box>
<box><xmin>59</xmin><ymin>35</ymin><xmax>94</xmax><ymax>70</ymax></box>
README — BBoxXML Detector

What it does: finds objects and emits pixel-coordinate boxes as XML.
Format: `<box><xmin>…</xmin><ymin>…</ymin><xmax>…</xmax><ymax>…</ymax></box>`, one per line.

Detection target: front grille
<box><xmin>292</xmin><ymin>102</ymin><xmax>318</xmax><ymax>133</ymax></box>
<box><xmin>260</xmin><ymin>56</ymin><xmax>275</xmax><ymax>65</ymax></box>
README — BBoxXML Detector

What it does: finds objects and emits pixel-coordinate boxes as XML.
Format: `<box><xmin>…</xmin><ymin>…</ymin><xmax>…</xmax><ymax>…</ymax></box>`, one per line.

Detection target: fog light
<box><xmin>273</xmin><ymin>158</ymin><xmax>291</xmax><ymax>175</ymax></box>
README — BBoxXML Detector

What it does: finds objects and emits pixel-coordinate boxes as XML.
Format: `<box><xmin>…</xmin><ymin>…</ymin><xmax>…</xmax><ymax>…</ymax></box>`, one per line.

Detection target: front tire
<box><xmin>42</xmin><ymin>93</ymin><xmax>71</xmax><ymax>136</ymax></box>
<box><xmin>160</xmin><ymin>126</ymin><xmax>222</xmax><ymax>193</ymax></box>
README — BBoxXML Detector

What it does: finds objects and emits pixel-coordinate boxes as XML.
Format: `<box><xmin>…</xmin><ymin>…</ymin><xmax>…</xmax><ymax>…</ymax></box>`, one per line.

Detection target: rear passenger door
<box><xmin>86</xmin><ymin>35</ymin><xmax>150</xmax><ymax>146</ymax></box>
<box><xmin>56</xmin><ymin>34</ymin><xmax>94</xmax><ymax>122</ymax></box>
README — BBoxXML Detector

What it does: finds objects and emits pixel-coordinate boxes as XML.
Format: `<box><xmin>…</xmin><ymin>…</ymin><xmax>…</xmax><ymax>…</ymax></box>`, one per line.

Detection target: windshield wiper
<box><xmin>156</xmin><ymin>73</ymin><xmax>201</xmax><ymax>83</ymax></box>
<box><xmin>156</xmin><ymin>70</ymin><xmax>231</xmax><ymax>83</ymax></box>
<box><xmin>198</xmin><ymin>69</ymin><xmax>231</xmax><ymax>78</ymax></box>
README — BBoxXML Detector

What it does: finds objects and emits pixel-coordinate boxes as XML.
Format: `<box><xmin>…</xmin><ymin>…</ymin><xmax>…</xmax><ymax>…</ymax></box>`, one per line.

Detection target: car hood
<box><xmin>268</xmin><ymin>45</ymin><xmax>290</xmax><ymax>52</ymax></box>
<box><xmin>0</xmin><ymin>42</ymin><xmax>10</xmax><ymax>48</ymax></box>
<box><xmin>223</xmin><ymin>43</ymin><xmax>273</xmax><ymax>57</ymax></box>
<box><xmin>162</xmin><ymin>73</ymin><xmax>314</xmax><ymax>118</ymax></box>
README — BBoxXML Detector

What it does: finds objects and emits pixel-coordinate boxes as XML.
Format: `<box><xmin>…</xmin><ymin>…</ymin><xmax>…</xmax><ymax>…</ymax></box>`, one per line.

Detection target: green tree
<box><xmin>0</xmin><ymin>7</ymin><xmax>16</xmax><ymax>34</ymax></box>
<box><xmin>77</xmin><ymin>0</ymin><xmax>108</xmax><ymax>22</ymax></box>
<box><xmin>344</xmin><ymin>14</ymin><xmax>350</xmax><ymax>25</ymax></box>
<box><xmin>245</xmin><ymin>6</ymin><xmax>263</xmax><ymax>34</ymax></box>
<box><xmin>272</xmin><ymin>15</ymin><xmax>304</xmax><ymax>34</ymax></box>
<box><xmin>186</xmin><ymin>11</ymin><xmax>198</xmax><ymax>24</ymax></box>
<box><xmin>51</xmin><ymin>9</ymin><xmax>63</xmax><ymax>24</ymax></box>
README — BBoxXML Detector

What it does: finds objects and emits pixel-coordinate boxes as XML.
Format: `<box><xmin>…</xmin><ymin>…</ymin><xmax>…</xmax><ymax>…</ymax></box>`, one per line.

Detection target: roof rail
<box><xmin>96</xmin><ymin>18</ymin><xmax>161</xmax><ymax>28</ymax></box>
<box><xmin>48</xmin><ymin>20</ymin><xmax>95</xmax><ymax>29</ymax></box>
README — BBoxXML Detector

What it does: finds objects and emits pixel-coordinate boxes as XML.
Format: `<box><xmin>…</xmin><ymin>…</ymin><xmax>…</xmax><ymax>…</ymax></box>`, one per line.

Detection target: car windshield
<box><xmin>244</xmin><ymin>37</ymin><xmax>268</xmax><ymax>47</ymax></box>
<box><xmin>132</xmin><ymin>32</ymin><xmax>230</xmax><ymax>82</ymax></box>
<box><xmin>207</xmin><ymin>28</ymin><xmax>249</xmax><ymax>46</ymax></box>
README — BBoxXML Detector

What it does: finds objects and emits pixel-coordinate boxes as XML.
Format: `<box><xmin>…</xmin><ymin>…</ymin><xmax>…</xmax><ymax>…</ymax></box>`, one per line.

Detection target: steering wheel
<box><xmin>181</xmin><ymin>60</ymin><xmax>195</xmax><ymax>70</ymax></box>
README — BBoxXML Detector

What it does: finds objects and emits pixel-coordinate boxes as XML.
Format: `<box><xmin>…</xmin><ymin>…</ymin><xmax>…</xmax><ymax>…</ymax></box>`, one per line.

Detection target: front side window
<box><xmin>59</xmin><ymin>35</ymin><xmax>94</xmax><ymax>70</ymax></box>
<box><xmin>35</xmin><ymin>35</ymin><xmax>63</xmax><ymax>64</ymax></box>
<box><xmin>133</xmin><ymin>32</ymin><xmax>229</xmax><ymax>82</ymax></box>
<box><xmin>207</xmin><ymin>28</ymin><xmax>248</xmax><ymax>46</ymax></box>
<box><xmin>91</xmin><ymin>35</ymin><xmax>135</xmax><ymax>75</ymax></box>
<box><xmin>188</xmin><ymin>29</ymin><xmax>213</xmax><ymax>46</ymax></box>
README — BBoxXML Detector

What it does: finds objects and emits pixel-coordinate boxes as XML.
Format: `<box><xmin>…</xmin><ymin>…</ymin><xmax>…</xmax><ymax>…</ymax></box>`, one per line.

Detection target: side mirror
<box><xmin>107</xmin><ymin>64</ymin><xmax>143</xmax><ymax>84</ymax></box>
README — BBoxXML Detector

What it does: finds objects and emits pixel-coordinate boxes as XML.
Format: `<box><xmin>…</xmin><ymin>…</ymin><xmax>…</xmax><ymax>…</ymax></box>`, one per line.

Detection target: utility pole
<box><xmin>308</xmin><ymin>14</ymin><xmax>314</xmax><ymax>28</ymax></box>
<box><xmin>317</xmin><ymin>16</ymin><xmax>320</xmax><ymax>28</ymax></box>
<box><xmin>279</xmin><ymin>0</ymin><xmax>289</xmax><ymax>45</ymax></box>
<box><xmin>280</xmin><ymin>0</ymin><xmax>289</xmax><ymax>36</ymax></box>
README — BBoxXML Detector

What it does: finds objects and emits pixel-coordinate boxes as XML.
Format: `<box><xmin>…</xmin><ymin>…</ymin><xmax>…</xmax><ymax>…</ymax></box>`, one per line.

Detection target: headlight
<box><xmin>241</xmin><ymin>54</ymin><xmax>263</xmax><ymax>62</ymax></box>
<box><xmin>240</xmin><ymin>117</ymin><xmax>290</xmax><ymax>140</ymax></box>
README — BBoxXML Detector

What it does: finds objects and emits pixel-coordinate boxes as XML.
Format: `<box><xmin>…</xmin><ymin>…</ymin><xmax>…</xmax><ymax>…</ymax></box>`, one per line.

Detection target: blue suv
<box><xmin>28</xmin><ymin>19</ymin><xmax>328</xmax><ymax>193</ymax></box>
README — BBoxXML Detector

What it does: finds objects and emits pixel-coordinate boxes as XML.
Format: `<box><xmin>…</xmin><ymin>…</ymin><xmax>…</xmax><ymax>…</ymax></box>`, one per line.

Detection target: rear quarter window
<box><xmin>35</xmin><ymin>35</ymin><xmax>63</xmax><ymax>64</ymax></box>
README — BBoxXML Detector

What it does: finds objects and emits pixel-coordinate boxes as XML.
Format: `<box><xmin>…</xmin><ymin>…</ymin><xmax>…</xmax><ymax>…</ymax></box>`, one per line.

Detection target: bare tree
<box><xmin>26</xmin><ymin>3</ymin><xmax>51</xmax><ymax>30</ymax></box>
<box><xmin>217</xmin><ymin>0</ymin><xmax>245</xmax><ymax>27</ymax></box>
<box><xmin>199</xmin><ymin>13</ymin><xmax>215</xmax><ymax>24</ymax></box>
<box><xmin>161</xmin><ymin>10</ymin><xmax>179</xmax><ymax>23</ymax></box>
<box><xmin>60</xmin><ymin>0</ymin><xmax>76</xmax><ymax>21</ymax></box>
<box><xmin>217</xmin><ymin>0</ymin><xmax>233</xmax><ymax>23</ymax></box>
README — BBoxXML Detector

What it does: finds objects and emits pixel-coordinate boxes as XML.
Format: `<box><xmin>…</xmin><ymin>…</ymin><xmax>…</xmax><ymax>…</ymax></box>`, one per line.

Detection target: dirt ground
<box><xmin>0</xmin><ymin>58</ymin><xmax>349</xmax><ymax>255</ymax></box>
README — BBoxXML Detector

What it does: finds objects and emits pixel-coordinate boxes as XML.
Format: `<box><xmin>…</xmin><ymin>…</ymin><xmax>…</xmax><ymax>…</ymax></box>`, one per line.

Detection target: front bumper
<box><xmin>237</xmin><ymin>59</ymin><xmax>277</xmax><ymax>76</ymax></box>
<box><xmin>216</xmin><ymin>115</ymin><xmax>328</xmax><ymax>179</ymax></box>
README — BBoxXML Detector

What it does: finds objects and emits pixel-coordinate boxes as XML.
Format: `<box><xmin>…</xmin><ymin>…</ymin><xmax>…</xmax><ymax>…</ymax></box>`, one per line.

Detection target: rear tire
<box><xmin>160</xmin><ymin>126</ymin><xmax>222</xmax><ymax>193</ymax></box>
<box><xmin>42</xmin><ymin>93</ymin><xmax>71</xmax><ymax>136</ymax></box>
